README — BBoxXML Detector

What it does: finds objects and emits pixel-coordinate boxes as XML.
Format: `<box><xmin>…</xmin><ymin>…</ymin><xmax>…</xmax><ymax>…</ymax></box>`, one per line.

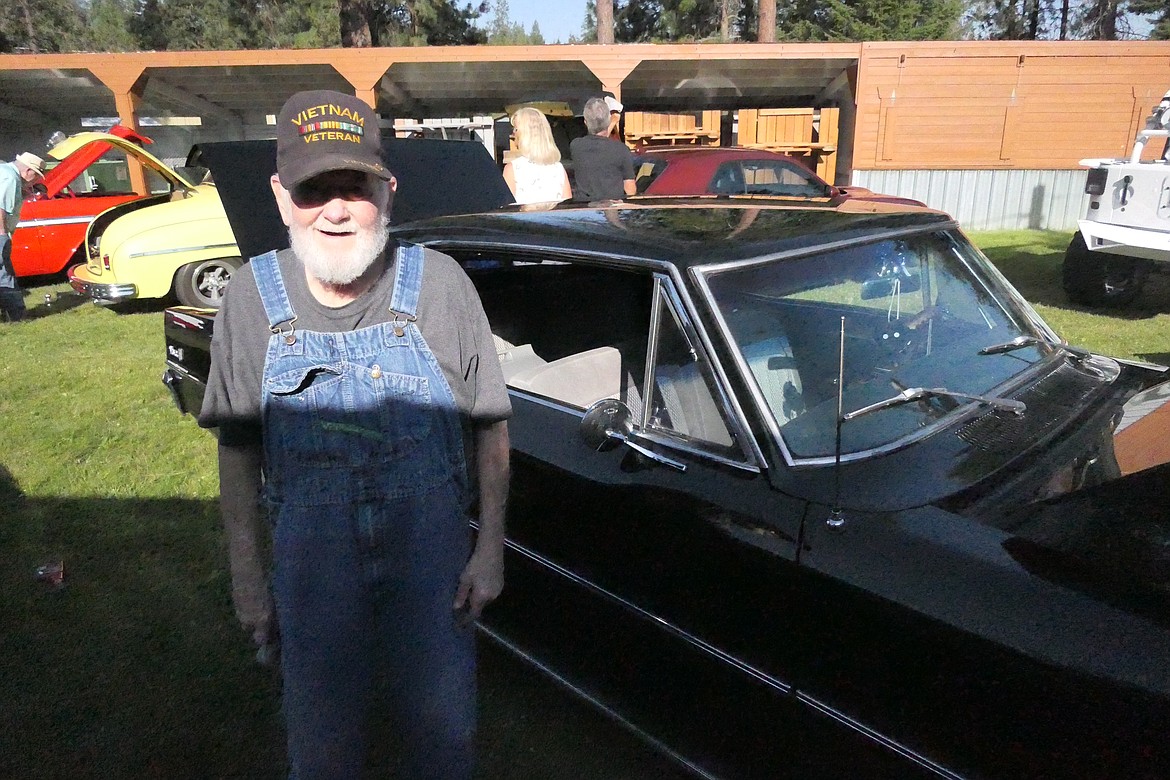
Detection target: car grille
<box><xmin>955</xmin><ymin>363</ymin><xmax>1102</xmax><ymax>454</ymax></box>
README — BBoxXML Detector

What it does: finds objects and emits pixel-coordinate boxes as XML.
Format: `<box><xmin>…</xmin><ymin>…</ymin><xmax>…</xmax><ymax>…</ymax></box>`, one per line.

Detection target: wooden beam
<box><xmin>147</xmin><ymin>75</ymin><xmax>242</xmax><ymax>129</ymax></box>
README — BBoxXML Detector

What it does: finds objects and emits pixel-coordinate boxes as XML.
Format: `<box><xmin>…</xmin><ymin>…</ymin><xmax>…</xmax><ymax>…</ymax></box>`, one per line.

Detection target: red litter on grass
<box><xmin>35</xmin><ymin>562</ymin><xmax>65</xmax><ymax>589</ymax></box>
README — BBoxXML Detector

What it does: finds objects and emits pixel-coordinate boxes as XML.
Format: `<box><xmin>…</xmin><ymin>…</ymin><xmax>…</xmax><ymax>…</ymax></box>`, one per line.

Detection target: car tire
<box><xmin>174</xmin><ymin>257</ymin><xmax>241</xmax><ymax>309</ymax></box>
<box><xmin>1061</xmin><ymin>232</ymin><xmax>1148</xmax><ymax>308</ymax></box>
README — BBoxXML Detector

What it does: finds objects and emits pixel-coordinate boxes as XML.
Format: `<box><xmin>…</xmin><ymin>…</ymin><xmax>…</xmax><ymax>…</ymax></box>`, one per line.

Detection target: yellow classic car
<box><xmin>68</xmin><ymin>136</ymin><xmax>240</xmax><ymax>309</ymax></box>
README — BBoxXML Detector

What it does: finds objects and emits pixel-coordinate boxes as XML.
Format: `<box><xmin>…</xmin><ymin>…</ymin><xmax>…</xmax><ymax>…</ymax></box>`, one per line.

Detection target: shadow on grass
<box><xmin>0</xmin><ymin>467</ymin><xmax>686</xmax><ymax>780</ymax></box>
<box><xmin>20</xmin><ymin>291</ymin><xmax>91</xmax><ymax>321</ymax></box>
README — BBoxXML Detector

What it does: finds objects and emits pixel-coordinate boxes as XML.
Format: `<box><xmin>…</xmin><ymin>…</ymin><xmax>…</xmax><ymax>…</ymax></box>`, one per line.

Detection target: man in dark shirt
<box><xmin>569</xmin><ymin>96</ymin><xmax>636</xmax><ymax>201</ymax></box>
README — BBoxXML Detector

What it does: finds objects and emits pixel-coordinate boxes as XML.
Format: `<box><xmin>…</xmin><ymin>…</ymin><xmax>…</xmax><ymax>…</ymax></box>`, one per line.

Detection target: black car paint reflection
<box><xmin>169</xmin><ymin>142</ymin><xmax>1170</xmax><ymax>779</ymax></box>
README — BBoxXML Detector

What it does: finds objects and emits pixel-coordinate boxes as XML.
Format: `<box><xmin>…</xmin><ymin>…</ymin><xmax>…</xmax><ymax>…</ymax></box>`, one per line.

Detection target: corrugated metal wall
<box><xmin>853</xmin><ymin>169</ymin><xmax>1088</xmax><ymax>231</ymax></box>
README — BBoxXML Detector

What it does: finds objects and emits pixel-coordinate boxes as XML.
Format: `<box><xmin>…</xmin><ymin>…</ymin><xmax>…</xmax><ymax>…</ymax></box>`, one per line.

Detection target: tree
<box><xmin>1077</xmin><ymin>0</ymin><xmax>1123</xmax><ymax>37</ymax></box>
<box><xmin>963</xmin><ymin>0</ymin><xmax>1142</xmax><ymax>40</ymax></box>
<box><xmin>775</xmin><ymin>0</ymin><xmax>962</xmax><ymax>40</ymax></box>
<box><xmin>758</xmin><ymin>0</ymin><xmax>775</xmax><ymax>40</ymax></box>
<box><xmin>598</xmin><ymin>0</ymin><xmax>614</xmax><ymax>41</ymax></box>
<box><xmin>132</xmin><ymin>0</ymin><xmax>167</xmax><ymax>51</ymax></box>
<box><xmin>84</xmin><ymin>0</ymin><xmax>140</xmax><ymax>51</ymax></box>
<box><xmin>340</xmin><ymin>0</ymin><xmax>374</xmax><ymax>45</ymax></box>
<box><xmin>254</xmin><ymin>0</ymin><xmax>341</xmax><ymax>48</ymax></box>
<box><xmin>159</xmin><ymin>0</ymin><xmax>253</xmax><ymax>49</ymax></box>
<box><xmin>340</xmin><ymin>0</ymin><xmax>486</xmax><ymax>46</ymax></box>
<box><xmin>0</xmin><ymin>0</ymin><xmax>85</xmax><ymax>53</ymax></box>
<box><xmin>1130</xmin><ymin>0</ymin><xmax>1170</xmax><ymax>38</ymax></box>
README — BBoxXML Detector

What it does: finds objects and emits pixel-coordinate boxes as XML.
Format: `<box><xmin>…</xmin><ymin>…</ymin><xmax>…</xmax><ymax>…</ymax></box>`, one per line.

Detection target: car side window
<box><xmin>456</xmin><ymin>253</ymin><xmax>653</xmax><ymax>414</ymax></box>
<box><xmin>455</xmin><ymin>252</ymin><xmax>748</xmax><ymax>464</ymax></box>
<box><xmin>713</xmin><ymin>161</ymin><xmax>828</xmax><ymax>198</ymax></box>
<box><xmin>710</xmin><ymin>163</ymin><xmax>746</xmax><ymax>195</ymax></box>
<box><xmin>645</xmin><ymin>282</ymin><xmax>737</xmax><ymax>452</ymax></box>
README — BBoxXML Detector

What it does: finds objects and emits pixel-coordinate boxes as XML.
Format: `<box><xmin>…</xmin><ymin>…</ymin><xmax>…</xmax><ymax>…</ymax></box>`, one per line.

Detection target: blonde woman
<box><xmin>503</xmin><ymin>107</ymin><xmax>572</xmax><ymax>205</ymax></box>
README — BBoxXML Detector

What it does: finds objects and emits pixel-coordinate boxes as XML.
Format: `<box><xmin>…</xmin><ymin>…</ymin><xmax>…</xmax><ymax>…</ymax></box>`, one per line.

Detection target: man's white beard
<box><xmin>290</xmin><ymin>216</ymin><xmax>392</xmax><ymax>286</ymax></box>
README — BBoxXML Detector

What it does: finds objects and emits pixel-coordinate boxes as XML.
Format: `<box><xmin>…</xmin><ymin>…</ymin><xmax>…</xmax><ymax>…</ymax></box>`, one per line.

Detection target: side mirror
<box><xmin>580</xmin><ymin>399</ymin><xmax>687</xmax><ymax>472</ymax></box>
<box><xmin>580</xmin><ymin>398</ymin><xmax>633</xmax><ymax>451</ymax></box>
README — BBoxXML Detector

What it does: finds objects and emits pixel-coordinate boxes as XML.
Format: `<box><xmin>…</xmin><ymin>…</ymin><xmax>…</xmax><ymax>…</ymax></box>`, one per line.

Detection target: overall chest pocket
<box><xmin>266</xmin><ymin>362</ymin><xmax>435</xmax><ymax>468</ymax></box>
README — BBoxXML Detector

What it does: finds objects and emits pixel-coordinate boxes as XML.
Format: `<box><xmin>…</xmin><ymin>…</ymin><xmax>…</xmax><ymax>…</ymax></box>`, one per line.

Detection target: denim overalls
<box><xmin>253</xmin><ymin>245</ymin><xmax>475</xmax><ymax>780</ymax></box>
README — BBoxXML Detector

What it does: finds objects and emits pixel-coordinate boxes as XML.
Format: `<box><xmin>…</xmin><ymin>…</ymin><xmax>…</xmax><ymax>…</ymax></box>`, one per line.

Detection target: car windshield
<box><xmin>704</xmin><ymin>230</ymin><xmax>1049</xmax><ymax>459</ymax></box>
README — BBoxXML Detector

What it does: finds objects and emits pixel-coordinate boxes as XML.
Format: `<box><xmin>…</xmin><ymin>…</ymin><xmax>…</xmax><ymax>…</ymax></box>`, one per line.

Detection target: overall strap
<box><xmin>250</xmin><ymin>251</ymin><xmax>298</xmax><ymax>337</ymax></box>
<box><xmin>388</xmin><ymin>242</ymin><xmax>426</xmax><ymax>319</ymax></box>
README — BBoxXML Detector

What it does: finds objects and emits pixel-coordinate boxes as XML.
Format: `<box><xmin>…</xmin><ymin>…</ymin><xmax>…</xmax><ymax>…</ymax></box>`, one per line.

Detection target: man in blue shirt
<box><xmin>0</xmin><ymin>152</ymin><xmax>45</xmax><ymax>322</ymax></box>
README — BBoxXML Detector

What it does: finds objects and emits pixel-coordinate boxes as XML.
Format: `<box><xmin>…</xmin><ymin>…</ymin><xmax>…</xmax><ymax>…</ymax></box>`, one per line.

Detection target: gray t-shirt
<box><xmin>569</xmin><ymin>134</ymin><xmax>635</xmax><ymax>201</ymax></box>
<box><xmin>199</xmin><ymin>244</ymin><xmax>512</xmax><ymax>448</ymax></box>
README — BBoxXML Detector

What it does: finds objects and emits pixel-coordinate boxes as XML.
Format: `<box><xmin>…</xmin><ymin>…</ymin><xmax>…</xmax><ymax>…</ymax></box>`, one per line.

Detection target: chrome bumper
<box><xmin>68</xmin><ymin>267</ymin><xmax>137</xmax><ymax>304</ymax></box>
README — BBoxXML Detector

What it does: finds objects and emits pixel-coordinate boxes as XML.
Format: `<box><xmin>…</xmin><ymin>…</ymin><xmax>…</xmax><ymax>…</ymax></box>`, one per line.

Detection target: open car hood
<box><xmin>192</xmin><ymin>138</ymin><xmax>512</xmax><ymax>260</ymax></box>
<box><xmin>41</xmin><ymin>127</ymin><xmax>156</xmax><ymax>199</ymax></box>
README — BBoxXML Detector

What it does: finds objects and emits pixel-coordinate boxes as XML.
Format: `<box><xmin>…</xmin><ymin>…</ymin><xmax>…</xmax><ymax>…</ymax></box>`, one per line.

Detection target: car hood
<box><xmin>194</xmin><ymin>138</ymin><xmax>512</xmax><ymax>260</ymax></box>
<box><xmin>41</xmin><ymin>129</ymin><xmax>158</xmax><ymax>199</ymax></box>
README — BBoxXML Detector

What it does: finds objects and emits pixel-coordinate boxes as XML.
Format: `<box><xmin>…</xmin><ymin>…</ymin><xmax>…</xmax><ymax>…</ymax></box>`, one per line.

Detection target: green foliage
<box><xmin>0</xmin><ymin>0</ymin><xmax>85</xmax><ymax>53</ymax></box>
<box><xmin>370</xmin><ymin>0</ymin><xmax>487</xmax><ymax>46</ymax></box>
<box><xmin>778</xmin><ymin>0</ymin><xmax>962</xmax><ymax>40</ymax></box>
<box><xmin>254</xmin><ymin>0</ymin><xmax>341</xmax><ymax>48</ymax></box>
<box><xmin>82</xmin><ymin>0</ymin><xmax>139</xmax><ymax>52</ymax></box>
<box><xmin>1129</xmin><ymin>0</ymin><xmax>1170</xmax><ymax>38</ymax></box>
<box><xmin>2</xmin><ymin>0</ymin><xmax>484</xmax><ymax>53</ymax></box>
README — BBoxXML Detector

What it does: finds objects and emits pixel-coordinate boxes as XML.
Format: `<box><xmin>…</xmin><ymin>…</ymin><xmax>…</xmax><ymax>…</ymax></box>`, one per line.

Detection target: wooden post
<box><xmin>90</xmin><ymin>61</ymin><xmax>149</xmax><ymax>196</ymax></box>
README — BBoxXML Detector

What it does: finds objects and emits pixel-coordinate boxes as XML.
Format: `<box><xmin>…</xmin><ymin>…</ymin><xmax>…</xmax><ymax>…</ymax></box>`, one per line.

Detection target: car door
<box><xmin>455</xmin><ymin>249</ymin><xmax>930</xmax><ymax>778</ymax></box>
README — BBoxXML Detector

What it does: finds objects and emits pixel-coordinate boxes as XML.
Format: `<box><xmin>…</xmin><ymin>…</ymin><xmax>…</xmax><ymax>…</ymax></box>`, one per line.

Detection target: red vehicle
<box><xmin>11</xmin><ymin>126</ymin><xmax>155</xmax><ymax>279</ymax></box>
<box><xmin>632</xmin><ymin>146</ymin><xmax>924</xmax><ymax>206</ymax></box>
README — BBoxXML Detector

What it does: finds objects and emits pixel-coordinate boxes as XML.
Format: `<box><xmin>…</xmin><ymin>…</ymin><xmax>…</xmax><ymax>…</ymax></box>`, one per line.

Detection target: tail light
<box><xmin>103</xmin><ymin>255</ymin><xmax>111</xmax><ymax>270</ymax></box>
<box><xmin>1084</xmin><ymin>167</ymin><xmax>1108</xmax><ymax>196</ymax></box>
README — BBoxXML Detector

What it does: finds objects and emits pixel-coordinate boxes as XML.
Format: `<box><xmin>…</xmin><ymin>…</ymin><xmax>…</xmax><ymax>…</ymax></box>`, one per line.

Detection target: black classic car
<box><xmin>163</xmin><ymin>140</ymin><xmax>1170</xmax><ymax>780</ymax></box>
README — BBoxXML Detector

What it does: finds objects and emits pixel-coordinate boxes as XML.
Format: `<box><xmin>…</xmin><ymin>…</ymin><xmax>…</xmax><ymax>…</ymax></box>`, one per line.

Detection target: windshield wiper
<box><xmin>979</xmin><ymin>336</ymin><xmax>1098</xmax><ymax>367</ymax></box>
<box><xmin>842</xmin><ymin>386</ymin><xmax>1026</xmax><ymax>421</ymax></box>
<box><xmin>978</xmin><ymin>335</ymin><xmax>1043</xmax><ymax>355</ymax></box>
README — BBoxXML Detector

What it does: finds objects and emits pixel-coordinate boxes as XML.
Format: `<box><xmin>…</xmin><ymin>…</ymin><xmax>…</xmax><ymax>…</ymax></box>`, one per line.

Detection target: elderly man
<box><xmin>0</xmin><ymin>152</ymin><xmax>45</xmax><ymax>322</ymax></box>
<box><xmin>198</xmin><ymin>90</ymin><xmax>511</xmax><ymax>779</ymax></box>
<box><xmin>569</xmin><ymin>96</ymin><xmax>636</xmax><ymax>201</ymax></box>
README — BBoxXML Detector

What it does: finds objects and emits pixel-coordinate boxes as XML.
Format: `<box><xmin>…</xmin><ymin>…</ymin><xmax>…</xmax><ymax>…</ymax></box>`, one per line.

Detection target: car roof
<box><xmin>633</xmin><ymin>147</ymin><xmax>803</xmax><ymax>162</ymax></box>
<box><xmin>393</xmin><ymin>199</ymin><xmax>955</xmax><ymax>272</ymax></box>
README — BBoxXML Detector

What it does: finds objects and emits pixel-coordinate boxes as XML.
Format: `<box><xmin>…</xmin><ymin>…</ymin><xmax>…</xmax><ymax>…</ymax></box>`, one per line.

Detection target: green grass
<box><xmin>972</xmin><ymin>230</ymin><xmax>1170</xmax><ymax>365</ymax></box>
<box><xmin>1</xmin><ymin>231</ymin><xmax>1167</xmax><ymax>777</ymax></box>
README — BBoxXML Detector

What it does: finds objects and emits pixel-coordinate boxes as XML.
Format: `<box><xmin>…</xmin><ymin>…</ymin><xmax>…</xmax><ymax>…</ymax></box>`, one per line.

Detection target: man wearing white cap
<box><xmin>0</xmin><ymin>151</ymin><xmax>46</xmax><ymax>321</ymax></box>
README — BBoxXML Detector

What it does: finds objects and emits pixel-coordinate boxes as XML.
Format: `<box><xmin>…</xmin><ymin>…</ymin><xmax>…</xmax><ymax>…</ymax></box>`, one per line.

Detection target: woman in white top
<box><xmin>503</xmin><ymin>107</ymin><xmax>572</xmax><ymax>205</ymax></box>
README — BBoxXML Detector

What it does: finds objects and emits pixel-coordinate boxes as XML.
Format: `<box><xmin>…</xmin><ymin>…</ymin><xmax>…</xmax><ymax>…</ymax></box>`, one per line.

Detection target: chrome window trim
<box><xmin>650</xmin><ymin>271</ymin><xmax>762</xmax><ymax>471</ymax></box>
<box><xmin>17</xmin><ymin>216</ymin><xmax>95</xmax><ymax>229</ymax></box>
<box><xmin>129</xmin><ymin>242</ymin><xmax>237</xmax><ymax>259</ymax></box>
<box><xmin>690</xmin><ymin>222</ymin><xmax>1056</xmax><ymax>468</ymax></box>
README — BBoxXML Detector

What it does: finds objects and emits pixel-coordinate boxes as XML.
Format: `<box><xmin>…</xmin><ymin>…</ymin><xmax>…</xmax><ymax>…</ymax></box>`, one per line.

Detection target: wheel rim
<box><xmin>196</xmin><ymin>263</ymin><xmax>233</xmax><ymax>303</ymax></box>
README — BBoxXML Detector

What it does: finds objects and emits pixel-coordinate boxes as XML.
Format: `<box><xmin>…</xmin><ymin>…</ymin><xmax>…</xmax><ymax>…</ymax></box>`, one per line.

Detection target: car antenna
<box><xmin>827</xmin><ymin>316</ymin><xmax>846</xmax><ymax>531</ymax></box>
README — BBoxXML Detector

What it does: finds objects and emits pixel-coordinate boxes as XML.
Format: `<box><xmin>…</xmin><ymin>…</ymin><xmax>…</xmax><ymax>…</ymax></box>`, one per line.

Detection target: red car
<box><xmin>11</xmin><ymin>126</ymin><xmax>156</xmax><ymax>279</ymax></box>
<box><xmin>632</xmin><ymin>146</ymin><xmax>924</xmax><ymax>206</ymax></box>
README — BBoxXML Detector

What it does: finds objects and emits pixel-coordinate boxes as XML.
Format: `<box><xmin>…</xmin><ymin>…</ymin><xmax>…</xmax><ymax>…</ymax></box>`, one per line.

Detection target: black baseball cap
<box><xmin>276</xmin><ymin>89</ymin><xmax>392</xmax><ymax>189</ymax></box>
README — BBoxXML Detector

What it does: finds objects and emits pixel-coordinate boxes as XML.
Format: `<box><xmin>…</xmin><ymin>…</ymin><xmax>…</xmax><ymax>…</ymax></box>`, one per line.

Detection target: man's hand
<box><xmin>453</xmin><ymin>545</ymin><xmax>504</xmax><ymax>620</ymax></box>
<box><xmin>453</xmin><ymin>420</ymin><xmax>510</xmax><ymax>621</ymax></box>
<box><xmin>217</xmin><ymin>438</ymin><xmax>275</xmax><ymax>662</ymax></box>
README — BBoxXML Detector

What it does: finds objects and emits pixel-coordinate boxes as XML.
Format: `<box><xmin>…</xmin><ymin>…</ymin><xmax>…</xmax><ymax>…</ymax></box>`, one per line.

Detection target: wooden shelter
<box><xmin>1</xmin><ymin>41</ymin><xmax>1166</xmax><ymax>227</ymax></box>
